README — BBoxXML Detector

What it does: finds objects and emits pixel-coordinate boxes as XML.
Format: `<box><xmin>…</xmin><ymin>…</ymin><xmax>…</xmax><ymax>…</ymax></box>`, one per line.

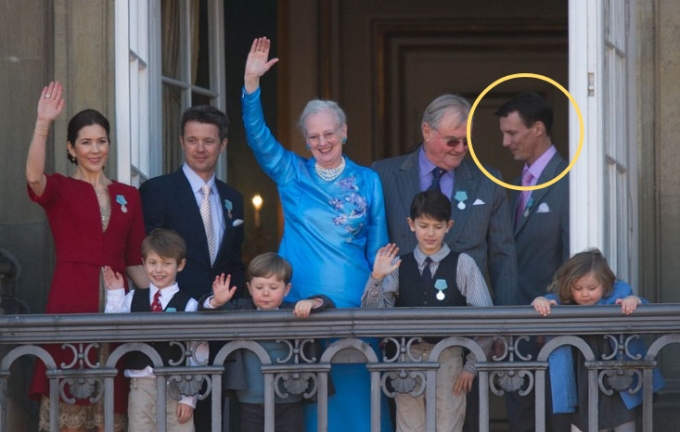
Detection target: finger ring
<box><xmin>45</xmin><ymin>94</ymin><xmax>51</xmax><ymax>98</ymax></box>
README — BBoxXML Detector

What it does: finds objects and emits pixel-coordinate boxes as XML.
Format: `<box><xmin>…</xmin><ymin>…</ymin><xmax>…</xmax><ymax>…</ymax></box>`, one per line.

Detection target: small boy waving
<box><xmin>104</xmin><ymin>228</ymin><xmax>206</xmax><ymax>432</ymax></box>
<box><xmin>203</xmin><ymin>252</ymin><xmax>334</xmax><ymax>432</ymax></box>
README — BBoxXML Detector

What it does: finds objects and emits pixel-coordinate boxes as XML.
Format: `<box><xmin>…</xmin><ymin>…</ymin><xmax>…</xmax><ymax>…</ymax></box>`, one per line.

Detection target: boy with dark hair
<box><xmin>204</xmin><ymin>252</ymin><xmax>334</xmax><ymax>432</ymax></box>
<box><xmin>104</xmin><ymin>228</ymin><xmax>205</xmax><ymax>432</ymax></box>
<box><xmin>362</xmin><ymin>190</ymin><xmax>493</xmax><ymax>432</ymax></box>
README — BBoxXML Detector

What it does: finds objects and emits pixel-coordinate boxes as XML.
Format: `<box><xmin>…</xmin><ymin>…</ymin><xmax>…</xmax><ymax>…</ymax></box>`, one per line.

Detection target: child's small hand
<box><xmin>532</xmin><ymin>297</ymin><xmax>556</xmax><ymax>316</ymax></box>
<box><xmin>176</xmin><ymin>402</ymin><xmax>194</xmax><ymax>424</ymax></box>
<box><xmin>102</xmin><ymin>266</ymin><xmax>124</xmax><ymax>291</ymax></box>
<box><xmin>616</xmin><ymin>295</ymin><xmax>641</xmax><ymax>315</ymax></box>
<box><xmin>371</xmin><ymin>243</ymin><xmax>401</xmax><ymax>280</ymax></box>
<box><xmin>453</xmin><ymin>370</ymin><xmax>475</xmax><ymax>395</ymax></box>
<box><xmin>293</xmin><ymin>299</ymin><xmax>315</xmax><ymax>318</ymax></box>
<box><xmin>211</xmin><ymin>273</ymin><xmax>237</xmax><ymax>307</ymax></box>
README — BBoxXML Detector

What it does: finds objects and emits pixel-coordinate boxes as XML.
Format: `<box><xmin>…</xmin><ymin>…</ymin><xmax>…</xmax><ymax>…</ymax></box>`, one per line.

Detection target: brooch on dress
<box><xmin>116</xmin><ymin>195</ymin><xmax>128</xmax><ymax>213</ymax></box>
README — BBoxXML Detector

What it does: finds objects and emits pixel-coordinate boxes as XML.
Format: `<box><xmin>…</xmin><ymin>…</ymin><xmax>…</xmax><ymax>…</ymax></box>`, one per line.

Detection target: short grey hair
<box><xmin>421</xmin><ymin>94</ymin><xmax>471</xmax><ymax>129</ymax></box>
<box><xmin>298</xmin><ymin>99</ymin><xmax>347</xmax><ymax>136</ymax></box>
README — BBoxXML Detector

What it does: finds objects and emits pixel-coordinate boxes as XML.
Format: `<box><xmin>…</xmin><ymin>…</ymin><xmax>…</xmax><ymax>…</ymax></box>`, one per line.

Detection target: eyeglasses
<box><xmin>306</xmin><ymin>126</ymin><xmax>343</xmax><ymax>145</ymax></box>
<box><xmin>432</xmin><ymin>127</ymin><xmax>468</xmax><ymax>148</ymax></box>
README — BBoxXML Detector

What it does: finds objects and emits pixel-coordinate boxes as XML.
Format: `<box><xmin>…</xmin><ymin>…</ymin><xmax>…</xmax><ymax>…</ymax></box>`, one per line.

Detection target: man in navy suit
<box><xmin>140</xmin><ymin>105</ymin><xmax>245</xmax><ymax>301</ymax></box>
<box><xmin>139</xmin><ymin>105</ymin><xmax>245</xmax><ymax>431</ymax></box>
<box><xmin>497</xmin><ymin>92</ymin><xmax>570</xmax><ymax>432</ymax></box>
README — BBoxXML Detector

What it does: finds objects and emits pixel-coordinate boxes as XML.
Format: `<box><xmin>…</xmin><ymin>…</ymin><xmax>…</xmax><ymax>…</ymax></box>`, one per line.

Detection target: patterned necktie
<box><xmin>200</xmin><ymin>184</ymin><xmax>216</xmax><ymax>263</ymax></box>
<box><xmin>421</xmin><ymin>257</ymin><xmax>433</xmax><ymax>286</ymax></box>
<box><xmin>151</xmin><ymin>290</ymin><xmax>163</xmax><ymax>312</ymax></box>
<box><xmin>428</xmin><ymin>168</ymin><xmax>445</xmax><ymax>192</ymax></box>
<box><xmin>516</xmin><ymin>169</ymin><xmax>534</xmax><ymax>226</ymax></box>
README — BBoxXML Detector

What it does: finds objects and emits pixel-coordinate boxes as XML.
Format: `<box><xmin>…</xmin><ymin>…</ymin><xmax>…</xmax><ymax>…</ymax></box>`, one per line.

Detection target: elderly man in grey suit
<box><xmin>497</xmin><ymin>91</ymin><xmax>570</xmax><ymax>432</ymax></box>
<box><xmin>372</xmin><ymin>94</ymin><xmax>517</xmax><ymax>306</ymax></box>
<box><xmin>372</xmin><ymin>94</ymin><xmax>517</xmax><ymax>431</ymax></box>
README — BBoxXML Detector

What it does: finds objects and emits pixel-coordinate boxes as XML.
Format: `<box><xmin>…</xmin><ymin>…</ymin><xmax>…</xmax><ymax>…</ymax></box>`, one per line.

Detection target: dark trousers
<box><xmin>462</xmin><ymin>341</ymin><xmax>571</xmax><ymax>432</ymax></box>
<box><xmin>504</xmin><ymin>338</ymin><xmax>571</xmax><ymax>432</ymax></box>
<box><xmin>240</xmin><ymin>402</ymin><xmax>304</xmax><ymax>432</ymax></box>
<box><xmin>463</xmin><ymin>376</ymin><xmax>480</xmax><ymax>432</ymax></box>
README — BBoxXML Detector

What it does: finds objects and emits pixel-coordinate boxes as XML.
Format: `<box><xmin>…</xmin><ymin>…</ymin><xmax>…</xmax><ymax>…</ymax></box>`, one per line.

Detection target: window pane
<box><xmin>194</xmin><ymin>0</ymin><xmax>210</xmax><ymax>88</ymax></box>
<box><xmin>161</xmin><ymin>0</ymin><xmax>181</xmax><ymax>80</ymax></box>
<box><xmin>163</xmin><ymin>85</ymin><xmax>183</xmax><ymax>174</ymax></box>
<box><xmin>192</xmin><ymin>92</ymin><xmax>212</xmax><ymax>107</ymax></box>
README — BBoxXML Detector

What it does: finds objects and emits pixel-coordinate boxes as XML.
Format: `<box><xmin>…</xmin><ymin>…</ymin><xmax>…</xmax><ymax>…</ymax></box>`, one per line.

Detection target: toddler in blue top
<box><xmin>532</xmin><ymin>248</ymin><xmax>664</xmax><ymax>432</ymax></box>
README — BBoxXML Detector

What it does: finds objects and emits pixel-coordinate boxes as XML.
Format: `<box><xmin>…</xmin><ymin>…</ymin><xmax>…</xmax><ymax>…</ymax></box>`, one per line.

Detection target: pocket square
<box><xmin>232</xmin><ymin>219</ymin><xmax>244</xmax><ymax>227</ymax></box>
<box><xmin>473</xmin><ymin>199</ymin><xmax>485</xmax><ymax>206</ymax></box>
<box><xmin>537</xmin><ymin>203</ymin><xmax>551</xmax><ymax>213</ymax></box>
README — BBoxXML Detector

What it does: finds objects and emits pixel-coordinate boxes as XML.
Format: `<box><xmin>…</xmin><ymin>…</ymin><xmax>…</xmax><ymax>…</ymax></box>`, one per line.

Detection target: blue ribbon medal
<box><xmin>523</xmin><ymin>197</ymin><xmax>534</xmax><ymax>218</ymax></box>
<box><xmin>434</xmin><ymin>279</ymin><xmax>448</xmax><ymax>301</ymax></box>
<box><xmin>454</xmin><ymin>191</ymin><xmax>468</xmax><ymax>210</ymax></box>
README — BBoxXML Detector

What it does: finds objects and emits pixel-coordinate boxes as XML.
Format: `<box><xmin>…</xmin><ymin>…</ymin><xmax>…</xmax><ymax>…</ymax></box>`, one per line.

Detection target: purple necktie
<box><xmin>516</xmin><ymin>169</ymin><xmax>534</xmax><ymax>226</ymax></box>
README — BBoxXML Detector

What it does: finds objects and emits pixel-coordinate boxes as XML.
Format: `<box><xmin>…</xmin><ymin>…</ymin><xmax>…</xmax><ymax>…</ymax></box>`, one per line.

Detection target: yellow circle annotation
<box><xmin>466</xmin><ymin>73</ymin><xmax>584</xmax><ymax>191</ymax></box>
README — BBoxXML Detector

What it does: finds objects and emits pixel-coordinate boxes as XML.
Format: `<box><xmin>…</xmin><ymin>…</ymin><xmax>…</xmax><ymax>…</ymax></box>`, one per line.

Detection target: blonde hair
<box><xmin>548</xmin><ymin>248</ymin><xmax>616</xmax><ymax>305</ymax></box>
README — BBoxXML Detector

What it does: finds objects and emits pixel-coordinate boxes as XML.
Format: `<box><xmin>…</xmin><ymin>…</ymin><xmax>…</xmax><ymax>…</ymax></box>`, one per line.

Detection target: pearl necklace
<box><xmin>315</xmin><ymin>158</ymin><xmax>346</xmax><ymax>182</ymax></box>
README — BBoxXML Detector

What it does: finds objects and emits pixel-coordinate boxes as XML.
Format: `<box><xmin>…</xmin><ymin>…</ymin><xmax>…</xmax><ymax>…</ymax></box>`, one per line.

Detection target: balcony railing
<box><xmin>1</xmin><ymin>304</ymin><xmax>679</xmax><ymax>432</ymax></box>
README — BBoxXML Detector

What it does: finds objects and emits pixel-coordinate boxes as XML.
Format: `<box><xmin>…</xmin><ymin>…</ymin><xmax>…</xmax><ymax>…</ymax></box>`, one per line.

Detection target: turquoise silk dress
<box><xmin>242</xmin><ymin>87</ymin><xmax>391</xmax><ymax>432</ymax></box>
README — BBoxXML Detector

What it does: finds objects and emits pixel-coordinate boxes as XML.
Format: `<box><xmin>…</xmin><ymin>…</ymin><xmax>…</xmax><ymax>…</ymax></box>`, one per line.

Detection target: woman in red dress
<box><xmin>26</xmin><ymin>81</ymin><xmax>149</xmax><ymax>431</ymax></box>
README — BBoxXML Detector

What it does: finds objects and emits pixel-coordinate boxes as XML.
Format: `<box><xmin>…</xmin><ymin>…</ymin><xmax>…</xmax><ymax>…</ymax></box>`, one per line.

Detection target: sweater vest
<box><xmin>126</xmin><ymin>289</ymin><xmax>192</xmax><ymax>370</ymax></box>
<box><xmin>396</xmin><ymin>252</ymin><xmax>466</xmax><ymax>307</ymax></box>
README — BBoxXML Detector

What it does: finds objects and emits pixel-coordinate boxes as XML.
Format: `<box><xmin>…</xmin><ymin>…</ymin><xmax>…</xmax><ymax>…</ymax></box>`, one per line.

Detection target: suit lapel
<box><xmin>447</xmin><ymin>159</ymin><xmax>478</xmax><ymax>242</ymax></box>
<box><xmin>394</xmin><ymin>152</ymin><xmax>422</xmax><ymax>218</ymax></box>
<box><xmin>514</xmin><ymin>153</ymin><xmax>564</xmax><ymax>235</ymax></box>
<box><xmin>215</xmin><ymin>182</ymin><xmax>232</xmax><ymax>260</ymax></box>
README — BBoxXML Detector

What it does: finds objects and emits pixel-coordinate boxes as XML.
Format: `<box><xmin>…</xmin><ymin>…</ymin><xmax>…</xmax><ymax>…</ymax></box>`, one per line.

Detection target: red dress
<box><xmin>28</xmin><ymin>173</ymin><xmax>145</xmax><ymax>413</ymax></box>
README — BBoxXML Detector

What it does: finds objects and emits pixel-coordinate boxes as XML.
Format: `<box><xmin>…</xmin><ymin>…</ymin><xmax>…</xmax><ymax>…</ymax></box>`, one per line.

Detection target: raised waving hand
<box><xmin>371</xmin><ymin>243</ymin><xmax>401</xmax><ymax>281</ymax></box>
<box><xmin>244</xmin><ymin>37</ymin><xmax>280</xmax><ymax>94</ymax></box>
<box><xmin>26</xmin><ymin>81</ymin><xmax>66</xmax><ymax>197</ymax></box>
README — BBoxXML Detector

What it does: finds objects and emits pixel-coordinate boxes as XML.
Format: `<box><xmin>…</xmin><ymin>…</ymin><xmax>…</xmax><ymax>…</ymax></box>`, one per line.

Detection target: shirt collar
<box><xmin>150</xmin><ymin>282</ymin><xmax>180</xmax><ymax>300</ymax></box>
<box><xmin>418</xmin><ymin>145</ymin><xmax>451</xmax><ymax>177</ymax></box>
<box><xmin>182</xmin><ymin>163</ymin><xmax>216</xmax><ymax>194</ymax></box>
<box><xmin>413</xmin><ymin>243</ymin><xmax>451</xmax><ymax>265</ymax></box>
<box><xmin>525</xmin><ymin>145</ymin><xmax>556</xmax><ymax>183</ymax></box>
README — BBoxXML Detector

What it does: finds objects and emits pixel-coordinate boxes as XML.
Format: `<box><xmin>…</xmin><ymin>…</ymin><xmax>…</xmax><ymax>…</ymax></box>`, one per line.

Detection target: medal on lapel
<box><xmin>523</xmin><ymin>197</ymin><xmax>534</xmax><ymax>218</ymax></box>
<box><xmin>434</xmin><ymin>279</ymin><xmax>448</xmax><ymax>301</ymax></box>
<box><xmin>454</xmin><ymin>191</ymin><xmax>468</xmax><ymax>210</ymax></box>
<box><xmin>224</xmin><ymin>199</ymin><xmax>233</xmax><ymax>219</ymax></box>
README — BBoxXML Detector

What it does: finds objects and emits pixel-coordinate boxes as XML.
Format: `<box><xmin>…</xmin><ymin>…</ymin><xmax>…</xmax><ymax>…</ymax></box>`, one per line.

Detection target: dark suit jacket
<box><xmin>512</xmin><ymin>152</ymin><xmax>569</xmax><ymax>305</ymax></box>
<box><xmin>372</xmin><ymin>150</ymin><xmax>518</xmax><ymax>305</ymax></box>
<box><xmin>139</xmin><ymin>168</ymin><xmax>245</xmax><ymax>301</ymax></box>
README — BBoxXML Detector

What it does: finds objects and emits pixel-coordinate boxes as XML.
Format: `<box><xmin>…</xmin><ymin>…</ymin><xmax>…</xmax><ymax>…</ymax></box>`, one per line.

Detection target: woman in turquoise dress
<box><xmin>241</xmin><ymin>37</ymin><xmax>391</xmax><ymax>431</ymax></box>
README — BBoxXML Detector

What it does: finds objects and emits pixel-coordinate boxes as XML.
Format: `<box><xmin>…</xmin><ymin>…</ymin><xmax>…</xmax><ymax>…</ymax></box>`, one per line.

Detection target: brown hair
<box><xmin>141</xmin><ymin>229</ymin><xmax>186</xmax><ymax>263</ymax></box>
<box><xmin>548</xmin><ymin>248</ymin><xmax>616</xmax><ymax>304</ymax></box>
<box><xmin>246</xmin><ymin>252</ymin><xmax>293</xmax><ymax>284</ymax></box>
